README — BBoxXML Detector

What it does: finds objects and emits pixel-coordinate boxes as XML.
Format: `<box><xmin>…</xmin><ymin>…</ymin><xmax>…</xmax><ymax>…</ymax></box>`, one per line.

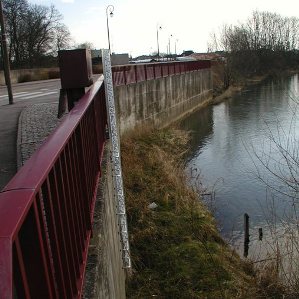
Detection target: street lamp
<box><xmin>156</xmin><ymin>25</ymin><xmax>162</xmax><ymax>61</ymax></box>
<box><xmin>106</xmin><ymin>5</ymin><xmax>114</xmax><ymax>55</ymax></box>
<box><xmin>168</xmin><ymin>34</ymin><xmax>173</xmax><ymax>61</ymax></box>
<box><xmin>175</xmin><ymin>39</ymin><xmax>179</xmax><ymax>56</ymax></box>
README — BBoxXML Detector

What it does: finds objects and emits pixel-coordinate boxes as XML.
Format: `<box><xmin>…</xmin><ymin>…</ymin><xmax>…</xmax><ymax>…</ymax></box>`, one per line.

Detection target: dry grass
<box><xmin>121</xmin><ymin>127</ymin><xmax>262</xmax><ymax>298</ymax></box>
<box><xmin>17</xmin><ymin>69</ymin><xmax>60</xmax><ymax>83</ymax></box>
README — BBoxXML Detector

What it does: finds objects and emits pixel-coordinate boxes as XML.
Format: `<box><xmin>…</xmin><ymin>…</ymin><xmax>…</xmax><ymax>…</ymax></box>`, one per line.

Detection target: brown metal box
<box><xmin>58</xmin><ymin>49</ymin><xmax>93</xmax><ymax>89</ymax></box>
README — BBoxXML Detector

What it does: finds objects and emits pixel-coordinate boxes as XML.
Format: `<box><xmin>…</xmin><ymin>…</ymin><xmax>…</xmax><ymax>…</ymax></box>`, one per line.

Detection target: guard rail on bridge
<box><xmin>112</xmin><ymin>60</ymin><xmax>211</xmax><ymax>86</ymax></box>
<box><xmin>0</xmin><ymin>60</ymin><xmax>211</xmax><ymax>298</ymax></box>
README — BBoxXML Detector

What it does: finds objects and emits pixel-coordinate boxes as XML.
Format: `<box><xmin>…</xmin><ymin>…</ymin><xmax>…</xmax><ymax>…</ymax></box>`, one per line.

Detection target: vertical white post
<box><xmin>102</xmin><ymin>49</ymin><xmax>131</xmax><ymax>269</ymax></box>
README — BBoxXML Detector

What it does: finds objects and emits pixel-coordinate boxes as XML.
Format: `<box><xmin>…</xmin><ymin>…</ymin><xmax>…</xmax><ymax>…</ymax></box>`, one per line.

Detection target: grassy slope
<box><xmin>121</xmin><ymin>128</ymin><xmax>258</xmax><ymax>298</ymax></box>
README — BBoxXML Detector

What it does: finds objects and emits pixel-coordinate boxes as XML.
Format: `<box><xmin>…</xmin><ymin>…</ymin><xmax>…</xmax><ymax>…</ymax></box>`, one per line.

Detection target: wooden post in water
<box><xmin>244</xmin><ymin>213</ymin><xmax>250</xmax><ymax>258</ymax></box>
<box><xmin>258</xmin><ymin>228</ymin><xmax>263</xmax><ymax>241</ymax></box>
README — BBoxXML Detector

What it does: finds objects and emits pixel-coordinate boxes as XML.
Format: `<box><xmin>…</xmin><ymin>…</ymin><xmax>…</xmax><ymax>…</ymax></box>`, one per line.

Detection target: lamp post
<box><xmin>156</xmin><ymin>25</ymin><xmax>162</xmax><ymax>61</ymax></box>
<box><xmin>0</xmin><ymin>0</ymin><xmax>13</xmax><ymax>104</ymax></box>
<box><xmin>106</xmin><ymin>5</ymin><xmax>114</xmax><ymax>55</ymax></box>
<box><xmin>175</xmin><ymin>39</ymin><xmax>178</xmax><ymax>57</ymax></box>
<box><xmin>168</xmin><ymin>34</ymin><xmax>173</xmax><ymax>61</ymax></box>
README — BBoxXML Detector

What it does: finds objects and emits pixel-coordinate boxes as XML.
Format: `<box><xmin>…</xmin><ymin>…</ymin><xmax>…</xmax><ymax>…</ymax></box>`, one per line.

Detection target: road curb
<box><xmin>16</xmin><ymin>108</ymin><xmax>24</xmax><ymax>170</ymax></box>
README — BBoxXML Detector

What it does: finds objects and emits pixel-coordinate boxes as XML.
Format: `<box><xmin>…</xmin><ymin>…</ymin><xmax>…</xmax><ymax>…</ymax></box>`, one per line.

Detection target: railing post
<box><xmin>123</xmin><ymin>67</ymin><xmax>127</xmax><ymax>85</ymax></box>
<box><xmin>144</xmin><ymin>65</ymin><xmax>147</xmax><ymax>81</ymax></box>
<box><xmin>0</xmin><ymin>238</ymin><xmax>13</xmax><ymax>299</ymax></box>
<box><xmin>134</xmin><ymin>65</ymin><xmax>138</xmax><ymax>83</ymax></box>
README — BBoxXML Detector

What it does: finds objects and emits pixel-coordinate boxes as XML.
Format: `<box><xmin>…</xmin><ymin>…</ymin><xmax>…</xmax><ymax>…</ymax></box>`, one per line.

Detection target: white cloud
<box><xmin>61</xmin><ymin>0</ymin><xmax>74</xmax><ymax>3</ymax></box>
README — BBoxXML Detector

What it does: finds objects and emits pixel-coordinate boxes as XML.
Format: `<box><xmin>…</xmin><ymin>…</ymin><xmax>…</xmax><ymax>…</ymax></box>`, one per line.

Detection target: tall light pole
<box><xmin>168</xmin><ymin>34</ymin><xmax>173</xmax><ymax>61</ymax></box>
<box><xmin>156</xmin><ymin>25</ymin><xmax>162</xmax><ymax>61</ymax></box>
<box><xmin>0</xmin><ymin>0</ymin><xmax>13</xmax><ymax>104</ymax></box>
<box><xmin>175</xmin><ymin>39</ymin><xmax>178</xmax><ymax>57</ymax></box>
<box><xmin>106</xmin><ymin>5</ymin><xmax>114</xmax><ymax>55</ymax></box>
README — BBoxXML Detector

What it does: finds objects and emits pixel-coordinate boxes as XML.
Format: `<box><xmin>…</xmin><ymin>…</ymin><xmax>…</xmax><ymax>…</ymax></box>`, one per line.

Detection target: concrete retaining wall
<box><xmin>83</xmin><ymin>68</ymin><xmax>212</xmax><ymax>298</ymax></box>
<box><xmin>114</xmin><ymin>68</ymin><xmax>213</xmax><ymax>134</ymax></box>
<box><xmin>83</xmin><ymin>143</ymin><xmax>126</xmax><ymax>299</ymax></box>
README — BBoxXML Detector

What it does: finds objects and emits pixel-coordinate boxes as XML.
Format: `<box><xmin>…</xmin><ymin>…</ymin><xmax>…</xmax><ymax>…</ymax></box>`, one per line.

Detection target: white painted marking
<box><xmin>0</xmin><ymin>91</ymin><xmax>27</xmax><ymax>98</ymax></box>
<box><xmin>21</xmin><ymin>91</ymin><xmax>58</xmax><ymax>100</ymax></box>
<box><xmin>15</xmin><ymin>91</ymin><xmax>43</xmax><ymax>98</ymax></box>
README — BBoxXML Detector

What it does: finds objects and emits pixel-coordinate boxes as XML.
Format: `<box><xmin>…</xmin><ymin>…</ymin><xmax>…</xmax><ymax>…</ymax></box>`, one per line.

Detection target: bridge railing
<box><xmin>112</xmin><ymin>60</ymin><xmax>211</xmax><ymax>86</ymax></box>
<box><xmin>0</xmin><ymin>76</ymin><xmax>107</xmax><ymax>298</ymax></box>
<box><xmin>0</xmin><ymin>59</ymin><xmax>211</xmax><ymax>298</ymax></box>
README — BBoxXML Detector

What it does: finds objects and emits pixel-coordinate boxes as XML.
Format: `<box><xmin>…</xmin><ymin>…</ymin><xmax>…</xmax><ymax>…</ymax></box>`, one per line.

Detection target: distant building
<box><xmin>111</xmin><ymin>53</ymin><xmax>129</xmax><ymax>66</ymax></box>
<box><xmin>176</xmin><ymin>56</ymin><xmax>196</xmax><ymax>62</ymax></box>
<box><xmin>190</xmin><ymin>52</ymin><xmax>225</xmax><ymax>61</ymax></box>
<box><xmin>91</xmin><ymin>50</ymin><xmax>102</xmax><ymax>64</ymax></box>
<box><xmin>181</xmin><ymin>50</ymin><xmax>194</xmax><ymax>56</ymax></box>
<box><xmin>131</xmin><ymin>58</ymin><xmax>157</xmax><ymax>64</ymax></box>
<box><xmin>90</xmin><ymin>50</ymin><xmax>129</xmax><ymax>66</ymax></box>
<box><xmin>131</xmin><ymin>54</ymin><xmax>153</xmax><ymax>61</ymax></box>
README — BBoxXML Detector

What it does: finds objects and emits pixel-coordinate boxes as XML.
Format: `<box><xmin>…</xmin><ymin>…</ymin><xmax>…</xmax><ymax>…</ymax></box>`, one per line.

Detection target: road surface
<box><xmin>0</xmin><ymin>79</ymin><xmax>62</xmax><ymax>190</ymax></box>
<box><xmin>0</xmin><ymin>78</ymin><xmax>61</xmax><ymax>106</ymax></box>
<box><xmin>0</xmin><ymin>76</ymin><xmax>102</xmax><ymax>190</ymax></box>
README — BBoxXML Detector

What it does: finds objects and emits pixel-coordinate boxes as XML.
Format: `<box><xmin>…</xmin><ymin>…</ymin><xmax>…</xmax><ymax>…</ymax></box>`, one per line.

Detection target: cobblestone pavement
<box><xmin>18</xmin><ymin>103</ymin><xmax>62</xmax><ymax>168</ymax></box>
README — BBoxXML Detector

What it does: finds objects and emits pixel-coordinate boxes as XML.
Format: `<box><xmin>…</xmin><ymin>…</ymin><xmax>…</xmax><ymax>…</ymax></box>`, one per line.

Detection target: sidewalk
<box><xmin>0</xmin><ymin>99</ymin><xmax>60</xmax><ymax>191</ymax></box>
<box><xmin>0</xmin><ymin>75</ymin><xmax>102</xmax><ymax>190</ymax></box>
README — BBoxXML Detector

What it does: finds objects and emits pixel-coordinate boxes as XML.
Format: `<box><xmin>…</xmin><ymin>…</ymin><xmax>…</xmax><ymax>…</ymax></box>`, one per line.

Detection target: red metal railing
<box><xmin>0</xmin><ymin>77</ymin><xmax>107</xmax><ymax>298</ymax></box>
<box><xmin>0</xmin><ymin>60</ymin><xmax>211</xmax><ymax>298</ymax></box>
<box><xmin>112</xmin><ymin>60</ymin><xmax>211</xmax><ymax>86</ymax></box>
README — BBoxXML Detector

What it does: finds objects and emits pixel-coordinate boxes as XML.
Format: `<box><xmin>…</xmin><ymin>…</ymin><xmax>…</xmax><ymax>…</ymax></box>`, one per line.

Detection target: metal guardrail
<box><xmin>0</xmin><ymin>77</ymin><xmax>107</xmax><ymax>298</ymax></box>
<box><xmin>112</xmin><ymin>60</ymin><xmax>211</xmax><ymax>86</ymax></box>
<box><xmin>0</xmin><ymin>59</ymin><xmax>211</xmax><ymax>298</ymax></box>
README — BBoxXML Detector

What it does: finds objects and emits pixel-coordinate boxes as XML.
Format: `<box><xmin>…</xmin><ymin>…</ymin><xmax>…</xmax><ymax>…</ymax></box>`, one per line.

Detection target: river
<box><xmin>180</xmin><ymin>74</ymin><xmax>299</xmax><ymax>262</ymax></box>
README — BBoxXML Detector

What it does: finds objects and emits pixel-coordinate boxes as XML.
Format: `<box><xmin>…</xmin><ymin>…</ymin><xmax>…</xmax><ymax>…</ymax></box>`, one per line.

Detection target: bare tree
<box><xmin>3</xmin><ymin>0</ymin><xmax>28</xmax><ymax>66</ymax></box>
<box><xmin>210</xmin><ymin>11</ymin><xmax>299</xmax><ymax>82</ymax></box>
<box><xmin>76</xmin><ymin>42</ymin><xmax>94</xmax><ymax>50</ymax></box>
<box><xmin>54</xmin><ymin>23</ymin><xmax>72</xmax><ymax>52</ymax></box>
<box><xmin>3</xmin><ymin>0</ymin><xmax>72</xmax><ymax>68</ymax></box>
<box><xmin>24</xmin><ymin>4</ymin><xmax>62</xmax><ymax>66</ymax></box>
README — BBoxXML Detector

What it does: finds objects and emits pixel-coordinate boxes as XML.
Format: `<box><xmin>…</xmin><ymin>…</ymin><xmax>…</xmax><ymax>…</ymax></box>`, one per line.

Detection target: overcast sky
<box><xmin>30</xmin><ymin>0</ymin><xmax>299</xmax><ymax>57</ymax></box>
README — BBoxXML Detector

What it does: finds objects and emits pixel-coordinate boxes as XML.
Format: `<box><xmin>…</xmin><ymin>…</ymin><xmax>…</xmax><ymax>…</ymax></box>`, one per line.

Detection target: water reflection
<box><xmin>180</xmin><ymin>105</ymin><xmax>214</xmax><ymax>162</ymax></box>
<box><xmin>180</xmin><ymin>74</ymin><xmax>299</xmax><ymax>244</ymax></box>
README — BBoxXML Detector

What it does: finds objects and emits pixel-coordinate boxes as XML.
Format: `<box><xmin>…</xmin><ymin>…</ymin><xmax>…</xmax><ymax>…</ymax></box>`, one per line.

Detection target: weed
<box><xmin>121</xmin><ymin>127</ymin><xmax>259</xmax><ymax>298</ymax></box>
<box><xmin>18</xmin><ymin>73</ymin><xmax>33</xmax><ymax>83</ymax></box>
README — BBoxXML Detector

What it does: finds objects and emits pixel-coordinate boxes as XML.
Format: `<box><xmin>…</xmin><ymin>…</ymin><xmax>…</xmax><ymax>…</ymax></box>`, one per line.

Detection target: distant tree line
<box><xmin>209</xmin><ymin>11</ymin><xmax>299</xmax><ymax>84</ymax></box>
<box><xmin>1</xmin><ymin>0</ymin><xmax>72</xmax><ymax>69</ymax></box>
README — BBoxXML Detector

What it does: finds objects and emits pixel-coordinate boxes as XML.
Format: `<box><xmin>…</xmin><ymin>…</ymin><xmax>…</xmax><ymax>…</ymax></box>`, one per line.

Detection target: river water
<box><xmin>180</xmin><ymin>74</ymin><xmax>299</xmax><ymax>260</ymax></box>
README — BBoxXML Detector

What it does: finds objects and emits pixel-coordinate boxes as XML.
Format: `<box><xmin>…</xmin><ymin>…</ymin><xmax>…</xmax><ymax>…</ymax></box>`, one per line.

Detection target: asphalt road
<box><xmin>0</xmin><ymin>79</ymin><xmax>61</xmax><ymax>190</ymax></box>
<box><xmin>0</xmin><ymin>78</ymin><xmax>61</xmax><ymax>106</ymax></box>
<box><xmin>0</xmin><ymin>76</ymin><xmax>102</xmax><ymax>190</ymax></box>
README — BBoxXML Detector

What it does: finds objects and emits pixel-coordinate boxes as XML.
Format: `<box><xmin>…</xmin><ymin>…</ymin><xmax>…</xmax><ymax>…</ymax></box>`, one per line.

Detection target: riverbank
<box><xmin>210</xmin><ymin>74</ymin><xmax>268</xmax><ymax>105</ymax></box>
<box><xmin>210</xmin><ymin>68</ymin><xmax>298</xmax><ymax>106</ymax></box>
<box><xmin>121</xmin><ymin>127</ymin><xmax>267</xmax><ymax>298</ymax></box>
<box><xmin>179</xmin><ymin>72</ymin><xmax>299</xmax><ymax>297</ymax></box>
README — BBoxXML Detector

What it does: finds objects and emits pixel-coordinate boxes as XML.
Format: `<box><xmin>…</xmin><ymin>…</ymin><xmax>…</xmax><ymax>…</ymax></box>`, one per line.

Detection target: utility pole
<box><xmin>0</xmin><ymin>0</ymin><xmax>13</xmax><ymax>104</ymax></box>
